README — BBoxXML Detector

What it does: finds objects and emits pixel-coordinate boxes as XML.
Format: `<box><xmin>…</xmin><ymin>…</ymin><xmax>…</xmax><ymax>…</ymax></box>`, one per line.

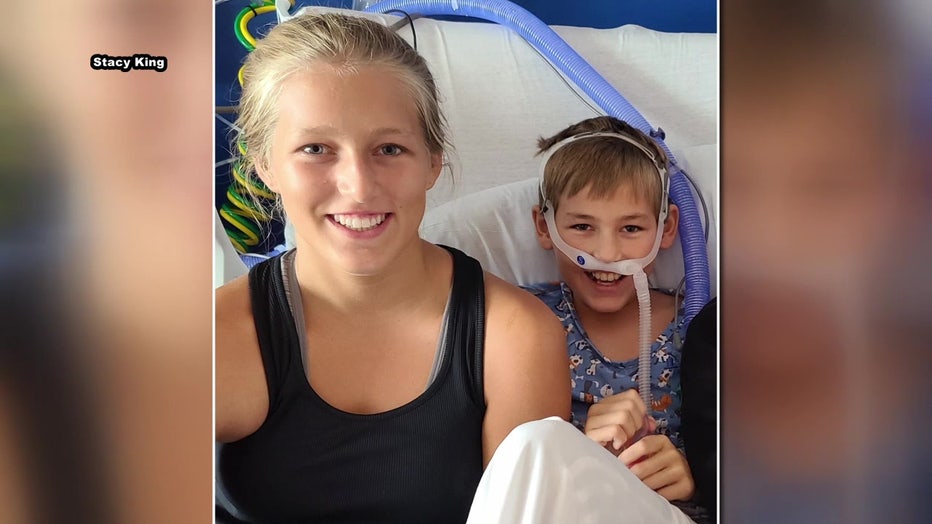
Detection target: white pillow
<box><xmin>421</xmin><ymin>178</ymin><xmax>556</xmax><ymax>286</ymax></box>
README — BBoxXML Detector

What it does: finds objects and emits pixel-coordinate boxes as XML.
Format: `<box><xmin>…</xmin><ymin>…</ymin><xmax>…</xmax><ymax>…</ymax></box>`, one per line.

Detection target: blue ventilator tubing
<box><xmin>366</xmin><ymin>0</ymin><xmax>712</xmax><ymax>322</ymax></box>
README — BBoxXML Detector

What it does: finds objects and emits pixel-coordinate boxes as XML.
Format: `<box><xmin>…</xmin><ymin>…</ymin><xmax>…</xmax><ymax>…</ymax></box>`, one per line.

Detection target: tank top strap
<box><xmin>441</xmin><ymin>245</ymin><xmax>486</xmax><ymax>407</ymax></box>
<box><xmin>247</xmin><ymin>253</ymin><xmax>299</xmax><ymax>415</ymax></box>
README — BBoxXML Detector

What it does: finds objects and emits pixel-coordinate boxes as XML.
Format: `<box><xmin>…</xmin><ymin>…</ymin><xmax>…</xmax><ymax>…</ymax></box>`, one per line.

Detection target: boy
<box><xmin>525</xmin><ymin>116</ymin><xmax>708</xmax><ymax>521</ymax></box>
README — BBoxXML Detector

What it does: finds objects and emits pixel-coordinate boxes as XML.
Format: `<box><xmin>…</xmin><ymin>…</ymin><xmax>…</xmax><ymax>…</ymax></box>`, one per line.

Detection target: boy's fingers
<box><xmin>619</xmin><ymin>434</ymin><xmax>659</xmax><ymax>464</ymax></box>
<box><xmin>585</xmin><ymin>425</ymin><xmax>631</xmax><ymax>449</ymax></box>
<box><xmin>598</xmin><ymin>390</ymin><xmax>647</xmax><ymax>414</ymax></box>
<box><xmin>586</xmin><ymin>411</ymin><xmax>641</xmax><ymax>443</ymax></box>
<box><xmin>646</xmin><ymin>415</ymin><xmax>657</xmax><ymax>433</ymax></box>
<box><xmin>656</xmin><ymin>479</ymin><xmax>692</xmax><ymax>502</ymax></box>
<box><xmin>628</xmin><ymin>452</ymin><xmax>668</xmax><ymax>482</ymax></box>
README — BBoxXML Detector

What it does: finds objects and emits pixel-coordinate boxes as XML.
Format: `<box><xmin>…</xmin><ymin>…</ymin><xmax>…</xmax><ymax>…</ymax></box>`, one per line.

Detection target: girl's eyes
<box><xmin>301</xmin><ymin>144</ymin><xmax>329</xmax><ymax>155</ymax></box>
<box><xmin>378</xmin><ymin>144</ymin><xmax>405</xmax><ymax>156</ymax></box>
<box><xmin>298</xmin><ymin>144</ymin><xmax>405</xmax><ymax>156</ymax></box>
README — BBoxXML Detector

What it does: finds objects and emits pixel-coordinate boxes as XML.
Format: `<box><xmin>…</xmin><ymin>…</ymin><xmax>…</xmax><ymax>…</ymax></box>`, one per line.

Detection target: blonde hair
<box><xmin>538</xmin><ymin>116</ymin><xmax>668</xmax><ymax>217</ymax></box>
<box><xmin>233</xmin><ymin>13</ymin><xmax>450</xmax><ymax>214</ymax></box>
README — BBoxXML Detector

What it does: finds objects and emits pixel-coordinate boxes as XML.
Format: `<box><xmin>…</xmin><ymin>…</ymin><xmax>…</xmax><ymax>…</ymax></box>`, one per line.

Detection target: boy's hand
<box><xmin>620</xmin><ymin>434</ymin><xmax>696</xmax><ymax>501</ymax></box>
<box><xmin>583</xmin><ymin>389</ymin><xmax>655</xmax><ymax>453</ymax></box>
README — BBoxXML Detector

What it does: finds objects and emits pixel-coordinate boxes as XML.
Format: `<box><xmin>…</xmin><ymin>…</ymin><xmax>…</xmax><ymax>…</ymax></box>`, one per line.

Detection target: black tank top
<box><xmin>217</xmin><ymin>246</ymin><xmax>486</xmax><ymax>523</ymax></box>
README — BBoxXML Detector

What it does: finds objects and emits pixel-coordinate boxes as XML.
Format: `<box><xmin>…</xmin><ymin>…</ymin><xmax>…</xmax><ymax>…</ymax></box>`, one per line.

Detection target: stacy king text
<box><xmin>90</xmin><ymin>54</ymin><xmax>168</xmax><ymax>72</ymax></box>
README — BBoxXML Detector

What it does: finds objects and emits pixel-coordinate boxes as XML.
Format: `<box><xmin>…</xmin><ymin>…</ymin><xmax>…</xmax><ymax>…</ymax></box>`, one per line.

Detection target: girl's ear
<box><xmin>426</xmin><ymin>152</ymin><xmax>443</xmax><ymax>190</ymax></box>
<box><xmin>532</xmin><ymin>205</ymin><xmax>554</xmax><ymax>250</ymax></box>
<box><xmin>254</xmin><ymin>157</ymin><xmax>279</xmax><ymax>193</ymax></box>
<box><xmin>660</xmin><ymin>203</ymin><xmax>679</xmax><ymax>249</ymax></box>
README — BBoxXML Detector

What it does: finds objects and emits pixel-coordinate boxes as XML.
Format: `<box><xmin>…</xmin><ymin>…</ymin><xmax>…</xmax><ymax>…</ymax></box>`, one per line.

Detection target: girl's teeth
<box><xmin>333</xmin><ymin>213</ymin><xmax>386</xmax><ymax>231</ymax></box>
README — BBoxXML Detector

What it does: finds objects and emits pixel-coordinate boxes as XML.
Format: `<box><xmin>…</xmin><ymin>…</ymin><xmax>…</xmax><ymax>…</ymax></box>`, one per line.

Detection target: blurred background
<box><xmin>1</xmin><ymin>0</ymin><xmax>213</xmax><ymax>522</ymax></box>
<box><xmin>1</xmin><ymin>0</ymin><xmax>928</xmax><ymax>522</ymax></box>
<box><xmin>723</xmin><ymin>0</ymin><xmax>930</xmax><ymax>522</ymax></box>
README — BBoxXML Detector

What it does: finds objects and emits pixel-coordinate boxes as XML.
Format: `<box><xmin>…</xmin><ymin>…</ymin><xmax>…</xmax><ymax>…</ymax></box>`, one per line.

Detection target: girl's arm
<box><xmin>215</xmin><ymin>276</ymin><xmax>269</xmax><ymax>443</ymax></box>
<box><xmin>480</xmin><ymin>274</ymin><xmax>570</xmax><ymax>467</ymax></box>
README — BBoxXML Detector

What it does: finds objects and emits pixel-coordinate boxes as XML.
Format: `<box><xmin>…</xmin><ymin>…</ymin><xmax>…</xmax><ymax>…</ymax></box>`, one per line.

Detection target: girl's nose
<box><xmin>335</xmin><ymin>152</ymin><xmax>379</xmax><ymax>203</ymax></box>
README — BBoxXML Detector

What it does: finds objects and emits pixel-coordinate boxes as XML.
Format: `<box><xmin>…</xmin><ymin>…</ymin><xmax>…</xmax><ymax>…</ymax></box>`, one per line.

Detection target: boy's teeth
<box><xmin>589</xmin><ymin>271</ymin><xmax>622</xmax><ymax>282</ymax></box>
<box><xmin>333</xmin><ymin>213</ymin><xmax>386</xmax><ymax>231</ymax></box>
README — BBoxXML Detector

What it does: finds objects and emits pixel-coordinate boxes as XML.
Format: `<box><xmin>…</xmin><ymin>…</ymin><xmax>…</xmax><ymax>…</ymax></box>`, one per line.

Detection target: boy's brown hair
<box><xmin>537</xmin><ymin>116</ymin><xmax>668</xmax><ymax>216</ymax></box>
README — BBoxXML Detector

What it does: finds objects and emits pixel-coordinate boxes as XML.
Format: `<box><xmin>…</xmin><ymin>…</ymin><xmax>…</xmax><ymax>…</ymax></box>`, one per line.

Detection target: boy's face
<box><xmin>533</xmin><ymin>183</ymin><xmax>678</xmax><ymax>315</ymax></box>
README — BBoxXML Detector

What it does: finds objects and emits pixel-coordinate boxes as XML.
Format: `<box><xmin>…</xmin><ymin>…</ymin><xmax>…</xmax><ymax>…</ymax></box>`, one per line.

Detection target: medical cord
<box><xmin>218</xmin><ymin>141</ymin><xmax>277</xmax><ymax>253</ymax></box>
<box><xmin>680</xmin><ymin>166</ymin><xmax>710</xmax><ymax>243</ymax></box>
<box><xmin>668</xmin><ymin>164</ymin><xmax>711</xmax><ymax>349</ymax></box>
<box><xmin>384</xmin><ymin>9</ymin><xmax>419</xmax><ymax>50</ymax></box>
<box><xmin>672</xmin><ymin>275</ymin><xmax>686</xmax><ymax>349</ymax></box>
<box><xmin>633</xmin><ymin>174</ymin><xmax>702</xmax><ymax>352</ymax></box>
<box><xmin>633</xmin><ymin>270</ymin><xmax>653</xmax><ymax>411</ymax></box>
<box><xmin>667</xmin><ymin>166</ymin><xmax>710</xmax><ymax>349</ymax></box>
<box><xmin>235</xmin><ymin>2</ymin><xmax>281</xmax><ymax>51</ymax></box>
<box><xmin>234</xmin><ymin>1</ymin><xmax>294</xmax><ymax>100</ymax></box>
<box><xmin>217</xmin><ymin>1</ymin><xmax>293</xmax><ymax>253</ymax></box>
<box><xmin>232</xmin><ymin>1</ymin><xmax>277</xmax><ymax>84</ymax></box>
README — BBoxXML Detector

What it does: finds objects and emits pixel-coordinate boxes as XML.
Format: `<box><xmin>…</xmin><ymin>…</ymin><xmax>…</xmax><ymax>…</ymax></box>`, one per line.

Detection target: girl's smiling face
<box><xmin>259</xmin><ymin>65</ymin><xmax>442</xmax><ymax>276</ymax></box>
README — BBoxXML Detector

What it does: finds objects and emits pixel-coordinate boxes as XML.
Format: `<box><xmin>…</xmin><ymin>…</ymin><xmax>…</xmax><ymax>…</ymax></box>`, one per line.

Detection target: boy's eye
<box><xmin>622</xmin><ymin>225</ymin><xmax>642</xmax><ymax>233</ymax></box>
<box><xmin>379</xmin><ymin>144</ymin><xmax>404</xmax><ymax>156</ymax></box>
<box><xmin>570</xmin><ymin>224</ymin><xmax>592</xmax><ymax>231</ymax></box>
<box><xmin>301</xmin><ymin>144</ymin><xmax>328</xmax><ymax>155</ymax></box>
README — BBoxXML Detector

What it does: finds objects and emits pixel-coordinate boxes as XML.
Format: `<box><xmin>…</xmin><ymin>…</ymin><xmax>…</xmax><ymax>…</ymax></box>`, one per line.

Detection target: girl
<box><xmin>215</xmin><ymin>12</ymin><xmax>568</xmax><ymax>522</ymax></box>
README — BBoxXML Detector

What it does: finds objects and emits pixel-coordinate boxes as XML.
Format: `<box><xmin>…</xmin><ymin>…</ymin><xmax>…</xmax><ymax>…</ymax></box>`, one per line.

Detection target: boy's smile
<box><xmin>586</xmin><ymin>270</ymin><xmax>625</xmax><ymax>284</ymax></box>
